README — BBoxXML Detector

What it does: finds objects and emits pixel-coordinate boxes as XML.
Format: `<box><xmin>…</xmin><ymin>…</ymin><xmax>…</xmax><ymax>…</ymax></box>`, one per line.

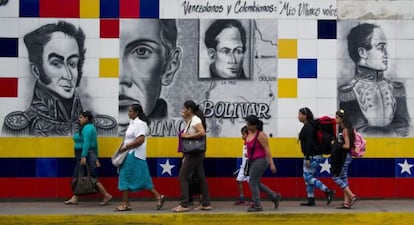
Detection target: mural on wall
<box><xmin>199</xmin><ymin>19</ymin><xmax>251</xmax><ymax>80</ymax></box>
<box><xmin>119</xmin><ymin>19</ymin><xmax>277</xmax><ymax>137</ymax></box>
<box><xmin>2</xmin><ymin>21</ymin><xmax>117</xmax><ymax>136</ymax></box>
<box><xmin>337</xmin><ymin>20</ymin><xmax>412</xmax><ymax>137</ymax></box>
<box><xmin>160</xmin><ymin>19</ymin><xmax>277</xmax><ymax>137</ymax></box>
<box><xmin>118</xmin><ymin>19</ymin><xmax>184</xmax><ymax>136</ymax></box>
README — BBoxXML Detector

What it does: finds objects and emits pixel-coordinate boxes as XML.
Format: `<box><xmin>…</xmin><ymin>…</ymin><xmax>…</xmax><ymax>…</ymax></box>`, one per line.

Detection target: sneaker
<box><xmin>300</xmin><ymin>198</ymin><xmax>315</xmax><ymax>206</ymax></box>
<box><xmin>247</xmin><ymin>205</ymin><xmax>263</xmax><ymax>212</ymax></box>
<box><xmin>325</xmin><ymin>190</ymin><xmax>335</xmax><ymax>205</ymax></box>
<box><xmin>272</xmin><ymin>193</ymin><xmax>281</xmax><ymax>209</ymax></box>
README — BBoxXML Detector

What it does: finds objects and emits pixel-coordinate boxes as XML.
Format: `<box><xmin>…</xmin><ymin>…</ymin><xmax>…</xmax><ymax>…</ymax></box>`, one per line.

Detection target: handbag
<box><xmin>181</xmin><ymin>121</ymin><xmax>206</xmax><ymax>154</ymax></box>
<box><xmin>243</xmin><ymin>131</ymin><xmax>260</xmax><ymax>176</ymax></box>
<box><xmin>71</xmin><ymin>164</ymin><xmax>98</xmax><ymax>195</ymax></box>
<box><xmin>111</xmin><ymin>149</ymin><xmax>128</xmax><ymax>167</ymax></box>
<box><xmin>182</xmin><ymin>136</ymin><xmax>206</xmax><ymax>154</ymax></box>
<box><xmin>111</xmin><ymin>140</ymin><xmax>127</xmax><ymax>167</ymax></box>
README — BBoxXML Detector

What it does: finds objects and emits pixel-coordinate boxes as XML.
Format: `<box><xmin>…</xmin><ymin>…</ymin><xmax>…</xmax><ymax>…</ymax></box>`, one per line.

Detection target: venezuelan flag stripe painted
<box><xmin>1</xmin><ymin>137</ymin><xmax>414</xmax><ymax>199</ymax></box>
<box><xmin>1</xmin><ymin>137</ymin><xmax>414</xmax><ymax>158</ymax></box>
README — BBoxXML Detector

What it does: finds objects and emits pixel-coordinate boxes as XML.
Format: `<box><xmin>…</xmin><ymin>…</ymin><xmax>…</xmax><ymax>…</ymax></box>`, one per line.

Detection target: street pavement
<box><xmin>0</xmin><ymin>199</ymin><xmax>413</xmax><ymax>225</ymax></box>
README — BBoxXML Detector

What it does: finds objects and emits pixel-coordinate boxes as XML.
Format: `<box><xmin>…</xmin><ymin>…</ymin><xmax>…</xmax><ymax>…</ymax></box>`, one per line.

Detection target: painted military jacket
<box><xmin>338</xmin><ymin>66</ymin><xmax>410</xmax><ymax>137</ymax></box>
<box><xmin>3</xmin><ymin>83</ymin><xmax>117</xmax><ymax>136</ymax></box>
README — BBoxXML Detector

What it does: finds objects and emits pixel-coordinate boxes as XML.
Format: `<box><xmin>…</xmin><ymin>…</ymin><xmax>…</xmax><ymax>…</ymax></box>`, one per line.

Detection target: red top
<box><xmin>245</xmin><ymin>133</ymin><xmax>266</xmax><ymax>160</ymax></box>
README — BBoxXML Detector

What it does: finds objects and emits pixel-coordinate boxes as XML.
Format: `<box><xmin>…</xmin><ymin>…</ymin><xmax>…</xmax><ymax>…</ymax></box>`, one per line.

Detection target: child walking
<box><xmin>234</xmin><ymin>126</ymin><xmax>250</xmax><ymax>205</ymax></box>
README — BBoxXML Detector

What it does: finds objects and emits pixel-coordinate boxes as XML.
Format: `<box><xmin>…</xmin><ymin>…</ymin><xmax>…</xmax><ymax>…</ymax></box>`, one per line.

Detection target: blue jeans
<box><xmin>73</xmin><ymin>149</ymin><xmax>98</xmax><ymax>178</ymax></box>
<box><xmin>303</xmin><ymin>155</ymin><xmax>328</xmax><ymax>197</ymax></box>
<box><xmin>248</xmin><ymin>157</ymin><xmax>277</xmax><ymax>206</ymax></box>
<box><xmin>332</xmin><ymin>153</ymin><xmax>352</xmax><ymax>189</ymax></box>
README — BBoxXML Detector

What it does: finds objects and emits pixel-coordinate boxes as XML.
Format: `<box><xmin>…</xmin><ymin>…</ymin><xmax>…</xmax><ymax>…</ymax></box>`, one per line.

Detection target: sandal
<box><xmin>99</xmin><ymin>194</ymin><xmax>112</xmax><ymax>206</ymax></box>
<box><xmin>64</xmin><ymin>198</ymin><xmax>78</xmax><ymax>205</ymax></box>
<box><xmin>172</xmin><ymin>205</ymin><xmax>190</xmax><ymax>213</ymax></box>
<box><xmin>155</xmin><ymin>195</ymin><xmax>166</xmax><ymax>210</ymax></box>
<box><xmin>194</xmin><ymin>205</ymin><xmax>212</xmax><ymax>211</ymax></box>
<box><xmin>114</xmin><ymin>203</ymin><xmax>131</xmax><ymax>212</ymax></box>
<box><xmin>350</xmin><ymin>196</ymin><xmax>358</xmax><ymax>208</ymax></box>
<box><xmin>336</xmin><ymin>203</ymin><xmax>350</xmax><ymax>209</ymax></box>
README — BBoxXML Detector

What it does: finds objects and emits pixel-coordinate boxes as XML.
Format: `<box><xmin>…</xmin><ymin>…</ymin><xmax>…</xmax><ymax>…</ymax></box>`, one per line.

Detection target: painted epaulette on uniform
<box><xmin>94</xmin><ymin>114</ymin><xmax>118</xmax><ymax>136</ymax></box>
<box><xmin>2</xmin><ymin>111</ymin><xmax>31</xmax><ymax>135</ymax></box>
<box><xmin>338</xmin><ymin>79</ymin><xmax>358</xmax><ymax>102</ymax></box>
<box><xmin>391</xmin><ymin>81</ymin><xmax>407</xmax><ymax>97</ymax></box>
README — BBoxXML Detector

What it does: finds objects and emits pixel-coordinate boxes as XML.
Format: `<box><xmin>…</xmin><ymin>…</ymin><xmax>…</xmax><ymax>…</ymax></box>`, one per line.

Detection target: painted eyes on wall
<box><xmin>49</xmin><ymin>58</ymin><xmax>78</xmax><ymax>69</ymax></box>
<box><xmin>129</xmin><ymin>45</ymin><xmax>154</xmax><ymax>59</ymax></box>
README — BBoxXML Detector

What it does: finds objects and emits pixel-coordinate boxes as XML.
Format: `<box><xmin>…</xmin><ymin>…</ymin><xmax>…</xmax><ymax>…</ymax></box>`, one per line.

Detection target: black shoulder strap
<box><xmin>185</xmin><ymin>120</ymin><xmax>192</xmax><ymax>134</ymax></box>
<box><xmin>248</xmin><ymin>131</ymin><xmax>260</xmax><ymax>160</ymax></box>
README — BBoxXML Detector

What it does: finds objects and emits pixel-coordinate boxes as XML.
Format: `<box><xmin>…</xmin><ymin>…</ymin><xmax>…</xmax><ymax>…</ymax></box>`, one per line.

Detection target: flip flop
<box><xmin>64</xmin><ymin>199</ymin><xmax>78</xmax><ymax>205</ymax></box>
<box><xmin>99</xmin><ymin>194</ymin><xmax>112</xmax><ymax>206</ymax></box>
<box><xmin>194</xmin><ymin>205</ymin><xmax>212</xmax><ymax>211</ymax></box>
<box><xmin>114</xmin><ymin>204</ymin><xmax>131</xmax><ymax>212</ymax></box>
<box><xmin>172</xmin><ymin>205</ymin><xmax>189</xmax><ymax>212</ymax></box>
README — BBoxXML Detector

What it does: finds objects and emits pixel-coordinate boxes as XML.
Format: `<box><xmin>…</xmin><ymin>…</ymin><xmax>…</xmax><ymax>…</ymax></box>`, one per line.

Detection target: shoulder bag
<box><xmin>111</xmin><ymin>140</ymin><xmax>128</xmax><ymax>167</ymax></box>
<box><xmin>71</xmin><ymin>164</ymin><xmax>98</xmax><ymax>195</ymax></box>
<box><xmin>181</xmin><ymin>121</ymin><xmax>206</xmax><ymax>154</ymax></box>
<box><xmin>111</xmin><ymin>149</ymin><xmax>128</xmax><ymax>167</ymax></box>
<box><xmin>243</xmin><ymin>131</ymin><xmax>260</xmax><ymax>176</ymax></box>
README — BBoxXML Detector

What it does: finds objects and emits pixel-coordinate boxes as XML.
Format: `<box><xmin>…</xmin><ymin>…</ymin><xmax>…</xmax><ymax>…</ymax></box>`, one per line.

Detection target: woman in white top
<box><xmin>114</xmin><ymin>104</ymin><xmax>166</xmax><ymax>211</ymax></box>
<box><xmin>172</xmin><ymin>100</ymin><xmax>211</xmax><ymax>212</ymax></box>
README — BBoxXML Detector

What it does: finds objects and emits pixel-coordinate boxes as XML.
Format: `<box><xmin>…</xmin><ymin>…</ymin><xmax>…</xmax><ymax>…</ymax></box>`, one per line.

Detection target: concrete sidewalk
<box><xmin>0</xmin><ymin>199</ymin><xmax>413</xmax><ymax>224</ymax></box>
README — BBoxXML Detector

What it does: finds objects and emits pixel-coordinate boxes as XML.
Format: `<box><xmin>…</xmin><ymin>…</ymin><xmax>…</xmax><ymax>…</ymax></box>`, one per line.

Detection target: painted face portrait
<box><xmin>119</xmin><ymin>20</ymin><xmax>168</xmax><ymax>119</ymax></box>
<box><xmin>119</xmin><ymin>19</ymin><xmax>182</xmax><ymax>130</ymax></box>
<box><xmin>37</xmin><ymin>31</ymin><xmax>80</xmax><ymax>99</ymax></box>
<box><xmin>209</xmin><ymin>27</ymin><xmax>244</xmax><ymax>79</ymax></box>
<box><xmin>362</xmin><ymin>28</ymin><xmax>388</xmax><ymax>71</ymax></box>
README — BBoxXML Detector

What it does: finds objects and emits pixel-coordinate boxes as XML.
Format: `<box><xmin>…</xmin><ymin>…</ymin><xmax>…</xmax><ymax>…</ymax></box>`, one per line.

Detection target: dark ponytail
<box><xmin>245</xmin><ymin>115</ymin><xmax>263</xmax><ymax>131</ymax></box>
<box><xmin>130</xmin><ymin>104</ymin><xmax>150</xmax><ymax>125</ymax></box>
<box><xmin>184</xmin><ymin>100</ymin><xmax>206</xmax><ymax>130</ymax></box>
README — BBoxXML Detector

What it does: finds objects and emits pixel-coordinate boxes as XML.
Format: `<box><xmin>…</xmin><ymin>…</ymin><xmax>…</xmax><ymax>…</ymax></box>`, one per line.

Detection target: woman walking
<box><xmin>114</xmin><ymin>104</ymin><xmax>166</xmax><ymax>211</ymax></box>
<box><xmin>245</xmin><ymin>115</ymin><xmax>281</xmax><ymax>212</ymax></box>
<box><xmin>172</xmin><ymin>100</ymin><xmax>211</xmax><ymax>212</ymax></box>
<box><xmin>64</xmin><ymin>111</ymin><xmax>112</xmax><ymax>206</ymax></box>
<box><xmin>298</xmin><ymin>107</ymin><xmax>335</xmax><ymax>206</ymax></box>
<box><xmin>331</xmin><ymin>109</ymin><xmax>358</xmax><ymax>209</ymax></box>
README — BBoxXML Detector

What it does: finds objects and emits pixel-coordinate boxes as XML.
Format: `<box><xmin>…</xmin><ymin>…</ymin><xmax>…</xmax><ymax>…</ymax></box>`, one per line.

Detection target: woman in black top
<box><xmin>298</xmin><ymin>107</ymin><xmax>334</xmax><ymax>206</ymax></box>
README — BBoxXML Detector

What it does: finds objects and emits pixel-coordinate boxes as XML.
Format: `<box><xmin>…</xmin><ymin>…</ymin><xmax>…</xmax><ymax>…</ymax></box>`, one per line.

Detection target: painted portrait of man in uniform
<box><xmin>338</xmin><ymin>22</ymin><xmax>410</xmax><ymax>137</ymax></box>
<box><xmin>199</xmin><ymin>19</ymin><xmax>251</xmax><ymax>80</ymax></box>
<box><xmin>118</xmin><ymin>19</ymin><xmax>182</xmax><ymax>135</ymax></box>
<box><xmin>2</xmin><ymin>21</ymin><xmax>117</xmax><ymax>136</ymax></box>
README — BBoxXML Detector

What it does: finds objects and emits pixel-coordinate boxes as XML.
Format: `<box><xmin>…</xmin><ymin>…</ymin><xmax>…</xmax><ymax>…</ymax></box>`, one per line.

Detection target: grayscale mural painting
<box><xmin>2</xmin><ymin>20</ymin><xmax>118</xmax><ymax>137</ymax></box>
<box><xmin>118</xmin><ymin>19</ymin><xmax>277</xmax><ymax>136</ymax></box>
<box><xmin>337</xmin><ymin>20</ymin><xmax>413</xmax><ymax>137</ymax></box>
<box><xmin>118</xmin><ymin>19</ymin><xmax>184</xmax><ymax>137</ymax></box>
<box><xmin>199</xmin><ymin>19</ymin><xmax>252</xmax><ymax>80</ymax></box>
<box><xmin>134</xmin><ymin>19</ymin><xmax>278</xmax><ymax>137</ymax></box>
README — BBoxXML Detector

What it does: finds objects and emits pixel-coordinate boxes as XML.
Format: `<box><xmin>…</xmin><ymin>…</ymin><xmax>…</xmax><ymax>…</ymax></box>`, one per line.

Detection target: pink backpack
<box><xmin>351</xmin><ymin>131</ymin><xmax>366</xmax><ymax>157</ymax></box>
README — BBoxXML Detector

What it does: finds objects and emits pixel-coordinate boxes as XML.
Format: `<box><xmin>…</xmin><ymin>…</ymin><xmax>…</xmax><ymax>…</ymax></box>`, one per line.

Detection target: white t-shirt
<box><xmin>184</xmin><ymin>115</ymin><xmax>202</xmax><ymax>135</ymax></box>
<box><xmin>124</xmin><ymin>117</ymin><xmax>148</xmax><ymax>160</ymax></box>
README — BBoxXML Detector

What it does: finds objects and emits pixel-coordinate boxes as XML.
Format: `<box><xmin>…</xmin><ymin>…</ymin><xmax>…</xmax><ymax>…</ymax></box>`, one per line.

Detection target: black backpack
<box><xmin>314</xmin><ymin>116</ymin><xmax>336</xmax><ymax>155</ymax></box>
